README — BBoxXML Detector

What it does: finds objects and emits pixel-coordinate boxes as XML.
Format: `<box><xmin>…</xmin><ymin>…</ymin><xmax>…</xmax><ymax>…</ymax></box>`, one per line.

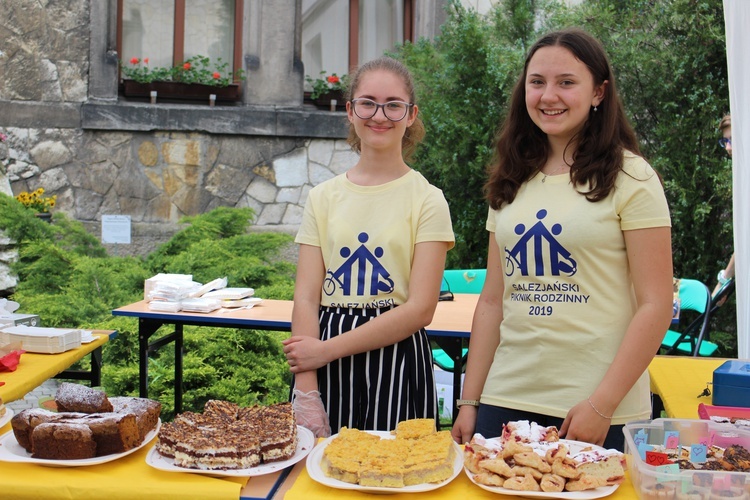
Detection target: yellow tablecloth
<box><xmin>283</xmin><ymin>460</ymin><xmax>639</xmax><ymax>499</ymax></box>
<box><xmin>0</xmin><ymin>421</ymin><xmax>247</xmax><ymax>500</ymax></box>
<box><xmin>0</xmin><ymin>332</ymin><xmax>112</xmax><ymax>403</ymax></box>
<box><xmin>648</xmin><ymin>356</ymin><xmax>729</xmax><ymax>419</ymax></box>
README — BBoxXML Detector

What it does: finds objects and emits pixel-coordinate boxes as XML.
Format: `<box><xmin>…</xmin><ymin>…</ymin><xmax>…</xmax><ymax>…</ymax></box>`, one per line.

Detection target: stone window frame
<box><xmin>84</xmin><ymin>0</ymin><xmax>348</xmax><ymax>139</ymax></box>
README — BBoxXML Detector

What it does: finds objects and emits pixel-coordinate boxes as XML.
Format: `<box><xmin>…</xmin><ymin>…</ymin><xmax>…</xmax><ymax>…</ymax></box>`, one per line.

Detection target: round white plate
<box><xmin>465</xmin><ymin>439</ymin><xmax>621</xmax><ymax>499</ymax></box>
<box><xmin>306</xmin><ymin>430</ymin><xmax>463</xmax><ymax>493</ymax></box>
<box><xmin>145</xmin><ymin>425</ymin><xmax>314</xmax><ymax>477</ymax></box>
<box><xmin>0</xmin><ymin>407</ymin><xmax>14</xmax><ymax>429</ymax></box>
<box><xmin>0</xmin><ymin>419</ymin><xmax>160</xmax><ymax>467</ymax></box>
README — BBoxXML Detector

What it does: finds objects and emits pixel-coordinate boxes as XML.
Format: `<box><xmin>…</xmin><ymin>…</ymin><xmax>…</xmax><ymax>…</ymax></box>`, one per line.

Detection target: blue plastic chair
<box><xmin>432</xmin><ymin>270</ymin><xmax>486</xmax><ymax>371</ymax></box>
<box><xmin>662</xmin><ymin>278</ymin><xmax>718</xmax><ymax>356</ymax></box>
<box><xmin>442</xmin><ymin>269</ymin><xmax>486</xmax><ymax>294</ymax></box>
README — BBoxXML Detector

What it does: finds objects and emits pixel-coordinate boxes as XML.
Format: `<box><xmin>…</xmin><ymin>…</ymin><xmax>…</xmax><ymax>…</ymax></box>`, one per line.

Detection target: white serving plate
<box><xmin>0</xmin><ymin>407</ymin><xmax>14</xmax><ymax>429</ymax></box>
<box><xmin>146</xmin><ymin>425</ymin><xmax>314</xmax><ymax>477</ymax></box>
<box><xmin>465</xmin><ymin>438</ymin><xmax>621</xmax><ymax>499</ymax></box>
<box><xmin>306</xmin><ymin>430</ymin><xmax>463</xmax><ymax>493</ymax></box>
<box><xmin>0</xmin><ymin>419</ymin><xmax>160</xmax><ymax>467</ymax></box>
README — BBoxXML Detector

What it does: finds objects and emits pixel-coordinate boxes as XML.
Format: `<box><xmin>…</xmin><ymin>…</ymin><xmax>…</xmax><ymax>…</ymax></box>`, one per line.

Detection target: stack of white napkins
<box><xmin>0</xmin><ymin>325</ymin><xmax>82</xmax><ymax>353</ymax></box>
<box><xmin>148</xmin><ymin>301</ymin><xmax>183</xmax><ymax>313</ymax></box>
<box><xmin>200</xmin><ymin>287</ymin><xmax>254</xmax><ymax>300</ymax></box>
<box><xmin>180</xmin><ymin>297</ymin><xmax>222</xmax><ymax>313</ymax></box>
<box><xmin>143</xmin><ymin>275</ymin><xmax>262</xmax><ymax>314</ymax></box>
<box><xmin>218</xmin><ymin>297</ymin><xmax>263</xmax><ymax>309</ymax></box>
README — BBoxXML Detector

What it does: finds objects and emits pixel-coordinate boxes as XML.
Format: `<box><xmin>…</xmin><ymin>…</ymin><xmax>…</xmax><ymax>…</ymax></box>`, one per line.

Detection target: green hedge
<box><xmin>0</xmin><ymin>197</ymin><xmax>295</xmax><ymax>419</ymax></box>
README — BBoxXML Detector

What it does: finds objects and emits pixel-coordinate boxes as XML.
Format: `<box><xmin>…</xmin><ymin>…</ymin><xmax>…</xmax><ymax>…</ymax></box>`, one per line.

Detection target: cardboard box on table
<box><xmin>0</xmin><ymin>313</ymin><xmax>41</xmax><ymax>327</ymax></box>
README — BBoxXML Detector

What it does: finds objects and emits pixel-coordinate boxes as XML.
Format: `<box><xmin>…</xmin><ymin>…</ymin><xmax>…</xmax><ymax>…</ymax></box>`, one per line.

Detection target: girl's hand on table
<box><xmin>451</xmin><ymin>405</ymin><xmax>477</xmax><ymax>445</ymax></box>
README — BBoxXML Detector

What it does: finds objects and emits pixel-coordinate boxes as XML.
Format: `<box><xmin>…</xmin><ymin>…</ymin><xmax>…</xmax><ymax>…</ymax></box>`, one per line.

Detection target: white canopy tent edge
<box><xmin>723</xmin><ymin>0</ymin><xmax>749</xmax><ymax>359</ymax></box>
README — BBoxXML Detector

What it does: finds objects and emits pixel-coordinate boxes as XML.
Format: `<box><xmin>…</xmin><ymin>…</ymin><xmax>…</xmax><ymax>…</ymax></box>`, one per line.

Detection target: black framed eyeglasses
<box><xmin>719</xmin><ymin>137</ymin><xmax>732</xmax><ymax>148</ymax></box>
<box><xmin>351</xmin><ymin>98</ymin><xmax>414</xmax><ymax>122</ymax></box>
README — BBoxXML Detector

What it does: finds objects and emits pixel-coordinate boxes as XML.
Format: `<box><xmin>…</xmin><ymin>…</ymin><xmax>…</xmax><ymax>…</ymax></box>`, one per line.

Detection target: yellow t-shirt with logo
<box><xmin>484</xmin><ymin>152</ymin><xmax>671</xmax><ymax>424</ymax></box>
<box><xmin>296</xmin><ymin>169</ymin><xmax>455</xmax><ymax>308</ymax></box>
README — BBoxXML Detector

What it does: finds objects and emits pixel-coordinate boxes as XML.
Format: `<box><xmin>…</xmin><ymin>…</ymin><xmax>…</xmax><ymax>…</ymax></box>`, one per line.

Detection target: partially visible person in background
<box><xmin>714</xmin><ymin>114</ymin><xmax>734</xmax><ymax>299</ymax></box>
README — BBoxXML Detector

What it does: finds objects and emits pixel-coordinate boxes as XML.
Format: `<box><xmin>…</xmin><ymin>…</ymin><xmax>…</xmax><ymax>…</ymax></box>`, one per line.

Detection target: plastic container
<box><xmin>713</xmin><ymin>360</ymin><xmax>750</xmax><ymax>408</ymax></box>
<box><xmin>699</xmin><ymin>402</ymin><xmax>750</xmax><ymax>429</ymax></box>
<box><xmin>623</xmin><ymin>418</ymin><xmax>750</xmax><ymax>499</ymax></box>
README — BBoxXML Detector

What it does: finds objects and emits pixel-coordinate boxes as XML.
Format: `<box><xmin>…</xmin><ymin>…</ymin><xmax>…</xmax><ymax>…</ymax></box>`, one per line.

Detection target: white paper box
<box><xmin>0</xmin><ymin>313</ymin><xmax>41</xmax><ymax>327</ymax></box>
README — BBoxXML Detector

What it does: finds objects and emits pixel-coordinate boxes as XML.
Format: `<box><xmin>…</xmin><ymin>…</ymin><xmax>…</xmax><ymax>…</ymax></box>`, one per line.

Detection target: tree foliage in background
<box><xmin>397</xmin><ymin>0</ymin><xmax>735</xmax><ymax>353</ymax></box>
<box><xmin>395</xmin><ymin>0</ymin><xmax>558</xmax><ymax>268</ymax></box>
<box><xmin>550</xmin><ymin>0</ymin><xmax>735</xmax><ymax>350</ymax></box>
<box><xmin>0</xmin><ymin>195</ymin><xmax>296</xmax><ymax>419</ymax></box>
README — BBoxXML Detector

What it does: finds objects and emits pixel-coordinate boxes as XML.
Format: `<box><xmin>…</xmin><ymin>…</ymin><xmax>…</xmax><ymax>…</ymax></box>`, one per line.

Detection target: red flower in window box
<box><xmin>305</xmin><ymin>71</ymin><xmax>349</xmax><ymax>100</ymax></box>
<box><xmin>120</xmin><ymin>55</ymin><xmax>245</xmax><ymax>87</ymax></box>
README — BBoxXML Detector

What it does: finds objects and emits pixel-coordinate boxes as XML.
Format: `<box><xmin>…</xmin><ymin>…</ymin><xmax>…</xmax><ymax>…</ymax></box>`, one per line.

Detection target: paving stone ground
<box><xmin>6</xmin><ymin>378</ymin><xmax>61</xmax><ymax>413</ymax></box>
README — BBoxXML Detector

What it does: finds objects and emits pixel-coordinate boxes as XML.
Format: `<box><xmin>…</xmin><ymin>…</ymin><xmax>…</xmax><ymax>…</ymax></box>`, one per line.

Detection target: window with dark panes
<box><xmin>301</xmin><ymin>0</ymin><xmax>413</xmax><ymax>86</ymax></box>
<box><xmin>117</xmin><ymin>0</ymin><xmax>243</xmax><ymax>82</ymax></box>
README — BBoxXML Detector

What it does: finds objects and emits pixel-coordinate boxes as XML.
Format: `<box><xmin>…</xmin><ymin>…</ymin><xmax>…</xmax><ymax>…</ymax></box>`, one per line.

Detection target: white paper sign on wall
<box><xmin>102</xmin><ymin>215</ymin><xmax>131</xmax><ymax>244</ymax></box>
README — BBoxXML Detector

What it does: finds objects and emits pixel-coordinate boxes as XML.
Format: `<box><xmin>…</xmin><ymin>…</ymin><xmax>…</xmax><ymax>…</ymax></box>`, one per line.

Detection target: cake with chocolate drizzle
<box><xmin>156</xmin><ymin>400</ymin><xmax>297</xmax><ymax>470</ymax></box>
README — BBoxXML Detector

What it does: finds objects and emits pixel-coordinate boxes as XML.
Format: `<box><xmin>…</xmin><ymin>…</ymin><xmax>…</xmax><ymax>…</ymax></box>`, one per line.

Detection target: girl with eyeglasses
<box><xmin>283</xmin><ymin>57</ymin><xmax>455</xmax><ymax>437</ymax></box>
<box><xmin>452</xmin><ymin>29</ymin><xmax>673</xmax><ymax>451</ymax></box>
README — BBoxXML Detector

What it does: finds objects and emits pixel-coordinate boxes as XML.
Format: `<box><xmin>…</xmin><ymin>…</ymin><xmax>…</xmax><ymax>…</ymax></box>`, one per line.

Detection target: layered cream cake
<box><xmin>156</xmin><ymin>400</ymin><xmax>297</xmax><ymax>470</ymax></box>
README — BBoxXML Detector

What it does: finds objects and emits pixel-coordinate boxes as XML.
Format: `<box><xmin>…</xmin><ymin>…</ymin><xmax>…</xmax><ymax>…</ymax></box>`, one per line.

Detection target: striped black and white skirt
<box><xmin>317</xmin><ymin>305</ymin><xmax>437</xmax><ymax>433</ymax></box>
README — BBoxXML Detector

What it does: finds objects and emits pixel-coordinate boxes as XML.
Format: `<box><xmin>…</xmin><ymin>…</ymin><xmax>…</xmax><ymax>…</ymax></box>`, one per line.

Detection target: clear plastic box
<box><xmin>623</xmin><ymin>418</ymin><xmax>750</xmax><ymax>499</ymax></box>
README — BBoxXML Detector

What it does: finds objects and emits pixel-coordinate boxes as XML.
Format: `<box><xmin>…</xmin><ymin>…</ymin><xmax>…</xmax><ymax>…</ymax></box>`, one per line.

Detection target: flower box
<box><xmin>304</xmin><ymin>90</ymin><xmax>346</xmax><ymax>111</ymax></box>
<box><xmin>122</xmin><ymin>80</ymin><xmax>242</xmax><ymax>103</ymax></box>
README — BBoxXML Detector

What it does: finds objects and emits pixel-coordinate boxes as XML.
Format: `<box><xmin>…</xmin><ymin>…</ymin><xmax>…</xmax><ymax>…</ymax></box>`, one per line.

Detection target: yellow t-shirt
<box><xmin>484</xmin><ymin>152</ymin><xmax>671</xmax><ymax>424</ymax></box>
<box><xmin>296</xmin><ymin>169</ymin><xmax>455</xmax><ymax>308</ymax></box>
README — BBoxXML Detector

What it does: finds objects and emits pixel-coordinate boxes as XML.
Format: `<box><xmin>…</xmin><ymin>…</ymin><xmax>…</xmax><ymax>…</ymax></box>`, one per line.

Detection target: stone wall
<box><xmin>4</xmin><ymin>129</ymin><xmax>358</xmax><ymax>257</ymax></box>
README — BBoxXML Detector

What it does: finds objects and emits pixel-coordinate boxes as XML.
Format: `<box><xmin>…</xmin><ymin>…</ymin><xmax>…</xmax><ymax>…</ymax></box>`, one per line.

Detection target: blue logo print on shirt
<box><xmin>504</xmin><ymin>209</ymin><xmax>577</xmax><ymax>277</ymax></box>
<box><xmin>323</xmin><ymin>232</ymin><xmax>395</xmax><ymax>297</ymax></box>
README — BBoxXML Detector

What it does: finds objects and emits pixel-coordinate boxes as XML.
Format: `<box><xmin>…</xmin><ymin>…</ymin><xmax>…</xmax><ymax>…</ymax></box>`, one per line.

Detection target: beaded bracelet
<box><xmin>587</xmin><ymin>398</ymin><xmax>613</xmax><ymax>420</ymax></box>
